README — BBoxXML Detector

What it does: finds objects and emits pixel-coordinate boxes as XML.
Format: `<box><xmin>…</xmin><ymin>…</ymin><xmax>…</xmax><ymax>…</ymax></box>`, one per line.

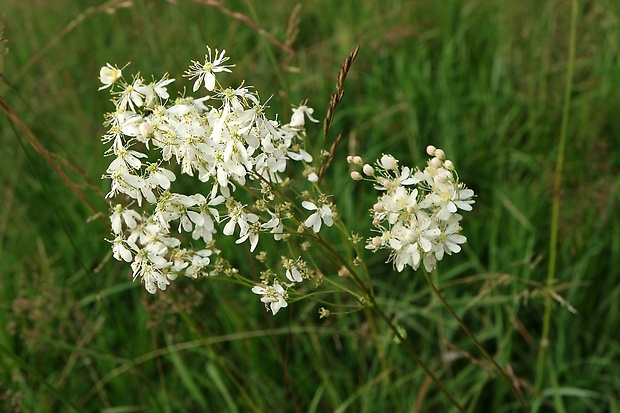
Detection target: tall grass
<box><xmin>1</xmin><ymin>0</ymin><xmax>619</xmax><ymax>411</ymax></box>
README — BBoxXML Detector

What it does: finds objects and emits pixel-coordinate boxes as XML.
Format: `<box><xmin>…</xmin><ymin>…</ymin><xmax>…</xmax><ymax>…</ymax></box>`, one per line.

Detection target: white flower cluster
<box><xmin>100</xmin><ymin>47</ymin><xmax>320</xmax><ymax>300</ymax></box>
<box><xmin>351</xmin><ymin>146</ymin><xmax>475</xmax><ymax>273</ymax></box>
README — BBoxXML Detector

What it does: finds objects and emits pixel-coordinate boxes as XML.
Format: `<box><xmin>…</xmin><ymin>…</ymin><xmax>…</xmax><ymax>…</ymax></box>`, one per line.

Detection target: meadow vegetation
<box><xmin>1</xmin><ymin>0</ymin><xmax>619</xmax><ymax>411</ymax></box>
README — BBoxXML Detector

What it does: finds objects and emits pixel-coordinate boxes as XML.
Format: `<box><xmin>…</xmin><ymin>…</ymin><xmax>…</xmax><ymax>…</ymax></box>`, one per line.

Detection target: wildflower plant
<box><xmin>100</xmin><ymin>45</ymin><xmax>475</xmax><ymax>313</ymax></box>
<box><xmin>96</xmin><ymin>45</ymin><xmax>538</xmax><ymax>412</ymax></box>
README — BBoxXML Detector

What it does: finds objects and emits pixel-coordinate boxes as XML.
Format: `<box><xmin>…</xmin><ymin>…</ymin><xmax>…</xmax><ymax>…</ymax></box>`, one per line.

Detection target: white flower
<box><xmin>99</xmin><ymin>63</ymin><xmax>123</xmax><ymax>90</ymax></box>
<box><xmin>184</xmin><ymin>46</ymin><xmax>234</xmax><ymax>92</ymax></box>
<box><xmin>379</xmin><ymin>154</ymin><xmax>398</xmax><ymax>170</ymax></box>
<box><xmin>235</xmin><ymin>213</ymin><xmax>260</xmax><ymax>252</ymax></box>
<box><xmin>388</xmin><ymin>233</ymin><xmax>421</xmax><ymax>272</ymax></box>
<box><xmin>283</xmin><ymin>257</ymin><xmax>305</xmax><ymax>283</ymax></box>
<box><xmin>110</xmin><ymin>204</ymin><xmax>142</xmax><ymax>235</ymax></box>
<box><xmin>135</xmin><ymin>73</ymin><xmax>175</xmax><ymax>107</ymax></box>
<box><xmin>262</xmin><ymin>212</ymin><xmax>284</xmax><ymax>241</ymax></box>
<box><xmin>115</xmin><ymin>77</ymin><xmax>147</xmax><ymax>112</ymax></box>
<box><xmin>223</xmin><ymin>202</ymin><xmax>251</xmax><ymax>236</ymax></box>
<box><xmin>145</xmin><ymin>165</ymin><xmax>176</xmax><ymax>190</ymax></box>
<box><xmin>130</xmin><ymin>248</ymin><xmax>172</xmax><ymax>294</ymax></box>
<box><xmin>302</xmin><ymin>200</ymin><xmax>334</xmax><ymax>233</ymax></box>
<box><xmin>289</xmin><ymin>103</ymin><xmax>319</xmax><ymax>128</ymax></box>
<box><xmin>252</xmin><ymin>281</ymin><xmax>289</xmax><ymax>315</ymax></box>
<box><xmin>111</xmin><ymin>235</ymin><xmax>133</xmax><ymax>262</ymax></box>
<box><xmin>185</xmin><ymin>249</ymin><xmax>212</xmax><ymax>278</ymax></box>
<box><xmin>434</xmin><ymin>215</ymin><xmax>467</xmax><ymax>260</ymax></box>
<box><xmin>286</xmin><ymin>266</ymin><xmax>303</xmax><ymax>282</ymax></box>
<box><xmin>453</xmin><ymin>184</ymin><xmax>475</xmax><ymax>212</ymax></box>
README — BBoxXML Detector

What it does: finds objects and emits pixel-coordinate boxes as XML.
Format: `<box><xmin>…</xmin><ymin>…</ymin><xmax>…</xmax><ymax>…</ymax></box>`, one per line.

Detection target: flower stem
<box><xmin>370</xmin><ymin>301</ymin><xmax>466</xmax><ymax>413</ymax></box>
<box><xmin>423</xmin><ymin>271</ymin><xmax>530</xmax><ymax>412</ymax></box>
<box><xmin>313</xmin><ymin>237</ymin><xmax>465</xmax><ymax>411</ymax></box>
<box><xmin>535</xmin><ymin>0</ymin><xmax>578</xmax><ymax>393</ymax></box>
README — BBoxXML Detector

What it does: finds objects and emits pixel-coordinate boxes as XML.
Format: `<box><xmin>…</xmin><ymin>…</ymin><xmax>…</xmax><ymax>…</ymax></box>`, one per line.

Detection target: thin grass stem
<box><xmin>423</xmin><ymin>270</ymin><xmax>530</xmax><ymax>412</ymax></box>
<box><xmin>535</xmin><ymin>0</ymin><xmax>578</xmax><ymax>395</ymax></box>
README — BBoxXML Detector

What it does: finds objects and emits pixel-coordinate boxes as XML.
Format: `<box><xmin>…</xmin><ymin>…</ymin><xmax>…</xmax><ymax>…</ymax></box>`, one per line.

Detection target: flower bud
<box><xmin>444</xmin><ymin>160</ymin><xmax>454</xmax><ymax>170</ymax></box>
<box><xmin>362</xmin><ymin>164</ymin><xmax>374</xmax><ymax>175</ymax></box>
<box><xmin>434</xmin><ymin>173</ymin><xmax>447</xmax><ymax>183</ymax></box>
<box><xmin>429</xmin><ymin>157</ymin><xmax>442</xmax><ymax>169</ymax></box>
<box><xmin>426</xmin><ymin>145</ymin><xmax>437</xmax><ymax>156</ymax></box>
<box><xmin>352</xmin><ymin>155</ymin><xmax>363</xmax><ymax>165</ymax></box>
<box><xmin>405</xmin><ymin>230</ymin><xmax>417</xmax><ymax>244</ymax></box>
<box><xmin>307</xmin><ymin>172</ymin><xmax>318</xmax><ymax>182</ymax></box>
<box><xmin>346</xmin><ymin>155</ymin><xmax>354</xmax><ymax>164</ymax></box>
<box><xmin>373</xmin><ymin>202</ymin><xmax>383</xmax><ymax>212</ymax></box>
<box><xmin>372</xmin><ymin>236</ymin><xmax>383</xmax><ymax>247</ymax></box>
<box><xmin>435</xmin><ymin>148</ymin><xmax>445</xmax><ymax>160</ymax></box>
<box><xmin>139</xmin><ymin>121</ymin><xmax>153</xmax><ymax>139</ymax></box>
<box><xmin>350</xmin><ymin>171</ymin><xmax>362</xmax><ymax>180</ymax></box>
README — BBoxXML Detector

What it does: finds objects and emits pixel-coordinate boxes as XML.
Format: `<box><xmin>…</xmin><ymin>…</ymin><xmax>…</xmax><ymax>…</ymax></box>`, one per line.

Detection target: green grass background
<box><xmin>1</xmin><ymin>0</ymin><xmax>619</xmax><ymax>411</ymax></box>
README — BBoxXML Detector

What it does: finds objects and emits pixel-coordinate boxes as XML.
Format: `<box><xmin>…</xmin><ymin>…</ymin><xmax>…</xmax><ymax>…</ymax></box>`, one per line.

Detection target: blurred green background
<box><xmin>1</xmin><ymin>0</ymin><xmax>619</xmax><ymax>412</ymax></box>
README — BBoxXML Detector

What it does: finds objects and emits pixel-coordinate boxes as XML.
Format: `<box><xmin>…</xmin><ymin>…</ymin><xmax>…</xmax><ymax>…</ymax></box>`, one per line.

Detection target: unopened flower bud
<box><xmin>307</xmin><ymin>172</ymin><xmax>318</xmax><ymax>182</ymax></box>
<box><xmin>429</xmin><ymin>157</ymin><xmax>442</xmax><ymax>169</ymax></box>
<box><xmin>373</xmin><ymin>202</ymin><xmax>383</xmax><ymax>212</ymax></box>
<box><xmin>426</xmin><ymin>145</ymin><xmax>437</xmax><ymax>156</ymax></box>
<box><xmin>352</xmin><ymin>155</ymin><xmax>363</xmax><ymax>165</ymax></box>
<box><xmin>338</xmin><ymin>266</ymin><xmax>350</xmax><ymax>277</ymax></box>
<box><xmin>362</xmin><ymin>164</ymin><xmax>374</xmax><ymax>175</ymax></box>
<box><xmin>139</xmin><ymin>121</ymin><xmax>153</xmax><ymax>139</ymax></box>
<box><xmin>372</xmin><ymin>236</ymin><xmax>383</xmax><ymax>248</ymax></box>
<box><xmin>435</xmin><ymin>149</ymin><xmax>445</xmax><ymax>160</ymax></box>
<box><xmin>444</xmin><ymin>160</ymin><xmax>454</xmax><ymax>170</ymax></box>
<box><xmin>434</xmin><ymin>173</ymin><xmax>447</xmax><ymax>183</ymax></box>
<box><xmin>346</xmin><ymin>155</ymin><xmax>354</xmax><ymax>164</ymax></box>
<box><xmin>405</xmin><ymin>230</ymin><xmax>417</xmax><ymax>244</ymax></box>
<box><xmin>350</xmin><ymin>171</ymin><xmax>362</xmax><ymax>180</ymax></box>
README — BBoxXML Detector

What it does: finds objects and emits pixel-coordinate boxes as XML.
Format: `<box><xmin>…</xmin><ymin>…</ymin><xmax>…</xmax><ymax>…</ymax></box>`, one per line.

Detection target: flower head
<box><xmin>361</xmin><ymin>148</ymin><xmax>474</xmax><ymax>273</ymax></box>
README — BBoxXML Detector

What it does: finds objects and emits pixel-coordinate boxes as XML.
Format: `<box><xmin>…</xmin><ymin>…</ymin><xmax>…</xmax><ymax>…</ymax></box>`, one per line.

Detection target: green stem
<box><xmin>424</xmin><ymin>271</ymin><xmax>530</xmax><ymax>412</ymax></box>
<box><xmin>370</xmin><ymin>302</ymin><xmax>466</xmax><ymax>413</ymax></box>
<box><xmin>313</xmin><ymin>238</ymin><xmax>465</xmax><ymax>411</ymax></box>
<box><xmin>535</xmin><ymin>0</ymin><xmax>578</xmax><ymax>393</ymax></box>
